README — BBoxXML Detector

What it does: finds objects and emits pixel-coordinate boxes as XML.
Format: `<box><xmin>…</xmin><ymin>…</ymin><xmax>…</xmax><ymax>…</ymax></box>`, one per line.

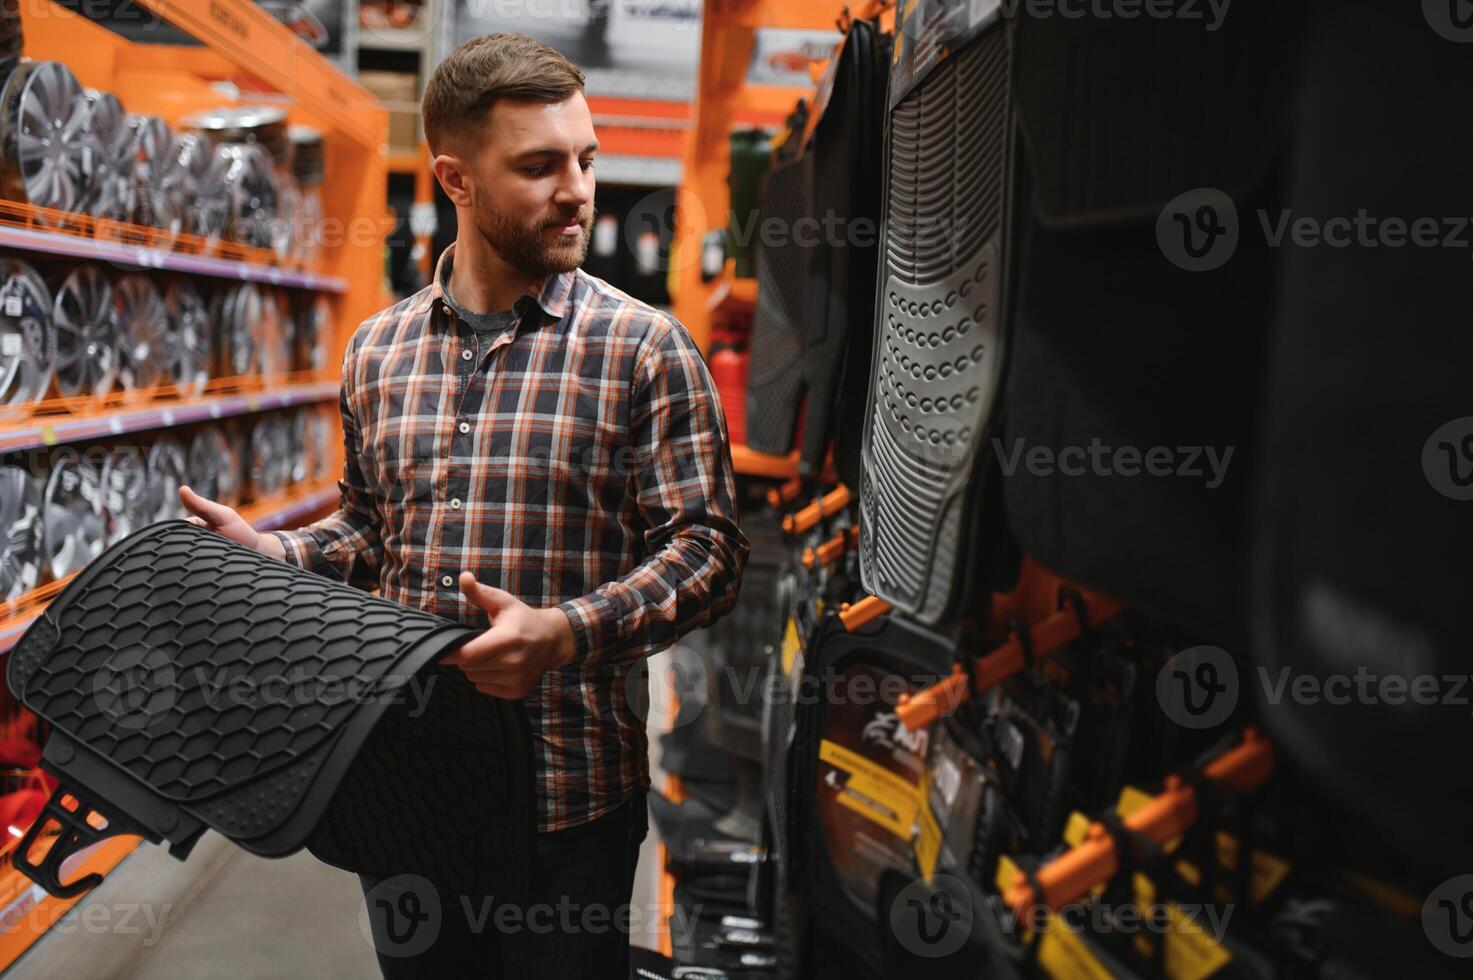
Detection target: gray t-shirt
<box><xmin>439</xmin><ymin>257</ymin><xmax>518</xmax><ymax>340</ymax></box>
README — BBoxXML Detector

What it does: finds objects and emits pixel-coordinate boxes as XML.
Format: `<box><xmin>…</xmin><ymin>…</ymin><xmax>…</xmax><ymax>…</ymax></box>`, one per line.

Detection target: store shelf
<box><xmin>358</xmin><ymin>25</ymin><xmax>433</xmax><ymax>52</ymax></box>
<box><xmin>0</xmin><ymin>381</ymin><xmax>340</xmax><ymax>454</ymax></box>
<box><xmin>0</xmin><ymin>225</ymin><xmax>348</xmax><ymax>294</ymax></box>
<box><xmin>0</xmin><ymin>482</ymin><xmax>341</xmax><ymax>654</ymax></box>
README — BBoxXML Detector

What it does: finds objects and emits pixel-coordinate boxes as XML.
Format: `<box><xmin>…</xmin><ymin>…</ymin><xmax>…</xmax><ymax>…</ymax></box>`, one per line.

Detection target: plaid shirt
<box><xmin>274</xmin><ymin>246</ymin><xmax>749</xmax><ymax>831</ymax></box>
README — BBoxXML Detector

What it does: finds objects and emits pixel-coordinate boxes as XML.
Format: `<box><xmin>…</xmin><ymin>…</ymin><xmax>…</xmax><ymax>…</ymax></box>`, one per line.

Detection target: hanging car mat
<box><xmin>742</xmin><ymin>150</ymin><xmax>812</xmax><ymax>456</ymax></box>
<box><xmin>704</xmin><ymin>512</ymin><xmax>782</xmax><ymax>763</ymax></box>
<box><xmin>858</xmin><ymin>9</ymin><xmax>1015</xmax><ymax>624</ymax></box>
<box><xmin>798</xmin><ymin>19</ymin><xmax>887</xmax><ymax>487</ymax></box>
<box><xmin>5</xmin><ymin>521</ymin><xmax>533</xmax><ymax>900</ymax></box>
<box><xmin>1012</xmin><ymin>0</ymin><xmax>1295</xmax><ymax>228</ymax></box>
<box><xmin>1251</xmin><ymin>1</ymin><xmax>1473</xmax><ymax>887</ymax></box>
<box><xmin>786</xmin><ymin>612</ymin><xmax>955</xmax><ymax>975</ymax></box>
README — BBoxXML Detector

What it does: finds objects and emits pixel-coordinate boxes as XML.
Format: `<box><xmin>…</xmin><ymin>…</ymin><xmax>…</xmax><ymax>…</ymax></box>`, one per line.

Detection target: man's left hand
<box><xmin>441</xmin><ymin>572</ymin><xmax>577</xmax><ymax>699</ymax></box>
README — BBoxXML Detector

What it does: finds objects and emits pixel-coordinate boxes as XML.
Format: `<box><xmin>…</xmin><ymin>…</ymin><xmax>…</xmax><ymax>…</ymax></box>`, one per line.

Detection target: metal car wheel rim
<box><xmin>42</xmin><ymin>448</ymin><xmax>107</xmax><ymax>579</ymax></box>
<box><xmin>0</xmin><ymin>256</ymin><xmax>54</xmax><ymax>411</ymax></box>
<box><xmin>51</xmin><ymin>265</ymin><xmax>119</xmax><ymax>399</ymax></box>
<box><xmin>114</xmin><ymin>272</ymin><xmax>171</xmax><ymax>392</ymax></box>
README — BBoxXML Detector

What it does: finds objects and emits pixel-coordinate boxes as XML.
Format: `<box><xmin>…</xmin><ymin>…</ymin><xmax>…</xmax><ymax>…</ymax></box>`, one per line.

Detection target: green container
<box><xmin>726</xmin><ymin>128</ymin><xmax>773</xmax><ymax>280</ymax></box>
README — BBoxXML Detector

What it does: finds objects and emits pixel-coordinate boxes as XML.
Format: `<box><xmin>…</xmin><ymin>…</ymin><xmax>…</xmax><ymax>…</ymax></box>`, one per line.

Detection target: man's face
<box><xmin>464</xmin><ymin>92</ymin><xmax>598</xmax><ymax>279</ymax></box>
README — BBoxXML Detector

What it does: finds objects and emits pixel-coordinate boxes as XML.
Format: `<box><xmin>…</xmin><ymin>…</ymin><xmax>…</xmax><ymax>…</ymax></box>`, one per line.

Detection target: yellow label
<box><xmin>1161</xmin><ymin>904</ymin><xmax>1232</xmax><ymax>980</ymax></box>
<box><xmin>1038</xmin><ymin>925</ymin><xmax>1116</xmax><ymax>980</ymax></box>
<box><xmin>780</xmin><ymin>617</ymin><xmax>800</xmax><ymax>675</ymax></box>
<box><xmin>1130</xmin><ymin>873</ymin><xmax>1232</xmax><ymax>980</ymax></box>
<box><xmin>916</xmin><ymin>789</ymin><xmax>942</xmax><ymax>883</ymax></box>
<box><xmin>1215</xmin><ymin>833</ymin><xmax>1290</xmax><ymax>904</ymax></box>
<box><xmin>39</xmin><ymin>424</ymin><xmax>56</xmax><ymax>446</ymax></box>
<box><xmin>1115</xmin><ymin>785</ymin><xmax>1181</xmax><ymax>851</ymax></box>
<box><xmin>1064</xmin><ymin>811</ymin><xmax>1091</xmax><ymax>848</ymax></box>
<box><xmin>819</xmin><ymin>739</ymin><xmax>921</xmax><ymax>840</ymax></box>
<box><xmin>995</xmin><ymin>854</ymin><xmax>1021</xmax><ymax>895</ymax></box>
<box><xmin>1116</xmin><ymin>785</ymin><xmax>1154</xmax><ymax>819</ymax></box>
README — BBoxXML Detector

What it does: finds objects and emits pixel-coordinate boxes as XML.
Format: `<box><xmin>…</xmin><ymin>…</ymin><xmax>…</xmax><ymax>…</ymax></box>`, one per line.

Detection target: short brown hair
<box><xmin>422</xmin><ymin>33</ymin><xmax>586</xmax><ymax>155</ymax></box>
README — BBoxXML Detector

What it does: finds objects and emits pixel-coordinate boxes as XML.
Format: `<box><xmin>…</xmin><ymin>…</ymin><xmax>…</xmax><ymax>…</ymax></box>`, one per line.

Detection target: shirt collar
<box><xmin>430</xmin><ymin>242</ymin><xmax>575</xmax><ymax>324</ymax></box>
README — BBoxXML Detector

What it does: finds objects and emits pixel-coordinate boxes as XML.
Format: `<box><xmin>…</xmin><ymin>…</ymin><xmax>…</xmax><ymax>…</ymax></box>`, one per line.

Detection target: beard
<box><xmin>474</xmin><ymin>194</ymin><xmax>594</xmax><ymax>280</ymax></box>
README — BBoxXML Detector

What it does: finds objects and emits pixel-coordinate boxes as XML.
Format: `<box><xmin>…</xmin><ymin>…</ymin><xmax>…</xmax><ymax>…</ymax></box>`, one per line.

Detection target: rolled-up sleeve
<box><xmin>558</xmin><ymin>317</ymin><xmax>750</xmax><ymax>664</ymax></box>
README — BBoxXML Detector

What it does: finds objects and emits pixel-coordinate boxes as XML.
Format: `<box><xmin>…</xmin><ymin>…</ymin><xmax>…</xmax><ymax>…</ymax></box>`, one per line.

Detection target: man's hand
<box><xmin>179</xmin><ymin>485</ymin><xmax>285</xmax><ymax>561</ymax></box>
<box><xmin>442</xmin><ymin>572</ymin><xmax>577</xmax><ymax>700</ymax></box>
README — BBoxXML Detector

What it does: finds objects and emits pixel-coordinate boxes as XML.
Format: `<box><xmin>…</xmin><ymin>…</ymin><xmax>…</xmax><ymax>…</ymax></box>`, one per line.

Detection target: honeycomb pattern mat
<box><xmin>6</xmin><ymin>520</ymin><xmax>532</xmax><ymax>898</ymax></box>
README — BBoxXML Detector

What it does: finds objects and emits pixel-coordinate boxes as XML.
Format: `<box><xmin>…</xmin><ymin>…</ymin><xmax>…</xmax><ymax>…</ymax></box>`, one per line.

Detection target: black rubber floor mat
<box><xmin>5</xmin><ymin>520</ymin><xmax>533</xmax><ymax>899</ymax></box>
<box><xmin>705</xmin><ymin>513</ymin><xmax>783</xmax><ymax>763</ymax></box>
<box><xmin>858</xmin><ymin>20</ymin><xmax>1014</xmax><ymax>624</ymax></box>
<box><xmin>799</xmin><ymin>19</ymin><xmax>887</xmax><ymax>488</ymax></box>
<box><xmin>744</xmin><ymin>152</ymin><xmax>812</xmax><ymax>455</ymax></box>
<box><xmin>785</xmin><ymin>612</ymin><xmax>956</xmax><ymax>974</ymax></box>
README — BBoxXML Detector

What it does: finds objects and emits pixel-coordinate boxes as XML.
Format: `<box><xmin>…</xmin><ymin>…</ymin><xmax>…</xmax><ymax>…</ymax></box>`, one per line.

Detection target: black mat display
<box><xmin>798</xmin><ymin>19</ymin><xmax>887</xmax><ymax>489</ymax></box>
<box><xmin>744</xmin><ymin>149</ymin><xmax>812</xmax><ymax>456</ymax></box>
<box><xmin>858</xmin><ymin>8</ymin><xmax>1014</xmax><ymax>624</ymax></box>
<box><xmin>5</xmin><ymin>521</ymin><xmax>533</xmax><ymax>898</ymax></box>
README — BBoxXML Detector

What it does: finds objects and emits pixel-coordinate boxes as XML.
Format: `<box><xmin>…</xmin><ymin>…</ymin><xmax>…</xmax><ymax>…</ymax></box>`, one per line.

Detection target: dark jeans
<box><xmin>359</xmin><ymin>789</ymin><xmax>648</xmax><ymax>979</ymax></box>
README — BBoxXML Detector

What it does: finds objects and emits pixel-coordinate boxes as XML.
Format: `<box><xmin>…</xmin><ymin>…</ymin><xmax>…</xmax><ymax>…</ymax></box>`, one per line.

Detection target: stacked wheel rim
<box><xmin>42</xmin><ymin>447</ymin><xmax>107</xmax><ymax>579</ymax></box>
<box><xmin>50</xmin><ymin>265</ymin><xmax>118</xmax><ymax>400</ymax></box>
<box><xmin>0</xmin><ymin>464</ymin><xmax>43</xmax><ymax>602</ymax></box>
<box><xmin>114</xmin><ymin>272</ymin><xmax>171</xmax><ymax>393</ymax></box>
<box><xmin>101</xmin><ymin>444</ymin><xmax>148</xmax><ymax>545</ymax></box>
<box><xmin>0</xmin><ymin>61</ymin><xmax>91</xmax><ymax>224</ymax></box>
<box><xmin>165</xmin><ymin>277</ymin><xmax>211</xmax><ymax>397</ymax></box>
<box><xmin>0</xmin><ymin>257</ymin><xmax>53</xmax><ymax>419</ymax></box>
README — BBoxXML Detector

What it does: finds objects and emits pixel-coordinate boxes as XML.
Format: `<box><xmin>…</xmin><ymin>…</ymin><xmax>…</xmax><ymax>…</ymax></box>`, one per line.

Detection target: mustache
<box><xmin>542</xmin><ymin>209</ymin><xmax>594</xmax><ymax>229</ymax></box>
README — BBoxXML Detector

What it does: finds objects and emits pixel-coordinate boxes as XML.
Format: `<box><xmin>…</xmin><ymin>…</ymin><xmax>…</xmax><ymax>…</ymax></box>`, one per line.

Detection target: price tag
<box><xmin>160</xmin><ymin>409</ymin><xmax>176</xmax><ymax>427</ymax></box>
<box><xmin>209</xmin><ymin>402</ymin><xmax>222</xmax><ymax>419</ymax></box>
<box><xmin>108</xmin><ymin>416</ymin><xmax>124</xmax><ymax>435</ymax></box>
<box><xmin>4</xmin><ymin>295</ymin><xmax>21</xmax><ymax>317</ymax></box>
<box><xmin>0</xmin><ymin>333</ymin><xmax>19</xmax><ymax>356</ymax></box>
<box><xmin>40</xmin><ymin>425</ymin><xmax>57</xmax><ymax>446</ymax></box>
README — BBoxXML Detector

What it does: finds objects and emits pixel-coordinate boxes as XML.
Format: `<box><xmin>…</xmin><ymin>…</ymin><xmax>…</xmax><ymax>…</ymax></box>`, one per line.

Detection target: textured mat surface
<box><xmin>859</xmin><ymin>21</ymin><xmax>1013</xmax><ymax>624</ymax></box>
<box><xmin>6</xmin><ymin>520</ymin><xmax>532</xmax><ymax>898</ymax></box>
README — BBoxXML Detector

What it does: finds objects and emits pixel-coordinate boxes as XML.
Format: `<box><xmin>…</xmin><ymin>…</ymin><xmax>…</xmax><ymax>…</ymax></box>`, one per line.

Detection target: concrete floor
<box><xmin>3</xmin><ymin>644</ymin><xmax>688</xmax><ymax>979</ymax></box>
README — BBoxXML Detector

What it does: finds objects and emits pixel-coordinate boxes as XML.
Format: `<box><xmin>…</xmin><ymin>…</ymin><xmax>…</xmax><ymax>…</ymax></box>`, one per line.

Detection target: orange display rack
<box><xmin>671</xmin><ymin>0</ymin><xmax>894</xmax><ymax>478</ymax></box>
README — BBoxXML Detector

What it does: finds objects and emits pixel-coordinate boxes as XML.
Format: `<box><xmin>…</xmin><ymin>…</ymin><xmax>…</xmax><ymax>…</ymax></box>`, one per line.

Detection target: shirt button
<box><xmin>440</xmin><ymin>575</ymin><xmax>453</xmax><ymax>588</ymax></box>
<box><xmin>449</xmin><ymin>497</ymin><xmax>461</xmax><ymax>510</ymax></box>
<box><xmin>443</xmin><ymin>304</ymin><xmax>453</xmax><ymax>317</ymax></box>
<box><xmin>458</xmin><ymin>421</ymin><xmax>470</xmax><ymax>433</ymax></box>
<box><xmin>461</xmin><ymin>349</ymin><xmax>473</xmax><ymax>361</ymax></box>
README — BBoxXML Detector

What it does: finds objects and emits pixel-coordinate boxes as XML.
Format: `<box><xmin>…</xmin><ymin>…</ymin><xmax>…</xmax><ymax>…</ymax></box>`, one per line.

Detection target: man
<box><xmin>179</xmin><ymin>32</ymin><xmax>749</xmax><ymax>978</ymax></box>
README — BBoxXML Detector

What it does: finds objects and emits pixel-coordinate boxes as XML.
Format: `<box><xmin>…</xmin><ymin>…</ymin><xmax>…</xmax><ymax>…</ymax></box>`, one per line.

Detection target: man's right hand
<box><xmin>179</xmin><ymin>485</ymin><xmax>285</xmax><ymax>561</ymax></box>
